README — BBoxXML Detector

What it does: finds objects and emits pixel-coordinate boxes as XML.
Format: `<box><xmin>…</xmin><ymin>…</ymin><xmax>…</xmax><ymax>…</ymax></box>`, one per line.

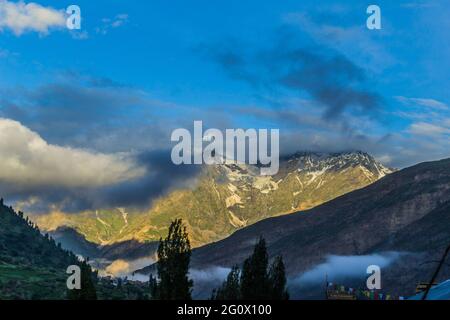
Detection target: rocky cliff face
<box><xmin>33</xmin><ymin>151</ymin><xmax>392</xmax><ymax>249</ymax></box>
<box><xmin>190</xmin><ymin>158</ymin><xmax>450</xmax><ymax>296</ymax></box>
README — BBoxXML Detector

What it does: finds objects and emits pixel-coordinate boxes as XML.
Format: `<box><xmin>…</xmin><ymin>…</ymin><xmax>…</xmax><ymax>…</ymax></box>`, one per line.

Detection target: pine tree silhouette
<box><xmin>268</xmin><ymin>256</ymin><xmax>289</xmax><ymax>300</ymax></box>
<box><xmin>212</xmin><ymin>237</ymin><xmax>289</xmax><ymax>300</ymax></box>
<box><xmin>240</xmin><ymin>237</ymin><xmax>271</xmax><ymax>300</ymax></box>
<box><xmin>211</xmin><ymin>265</ymin><xmax>240</xmax><ymax>300</ymax></box>
<box><xmin>151</xmin><ymin>219</ymin><xmax>193</xmax><ymax>300</ymax></box>
<box><xmin>67</xmin><ymin>260</ymin><xmax>97</xmax><ymax>300</ymax></box>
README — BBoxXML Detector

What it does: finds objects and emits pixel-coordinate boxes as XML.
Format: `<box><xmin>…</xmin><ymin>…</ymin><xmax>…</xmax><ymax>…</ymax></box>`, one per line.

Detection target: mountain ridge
<box><xmin>0</xmin><ymin>200</ymin><xmax>82</xmax><ymax>299</ymax></box>
<box><xmin>187</xmin><ymin>157</ymin><xmax>450</xmax><ymax>296</ymax></box>
<box><xmin>32</xmin><ymin>151</ymin><xmax>393</xmax><ymax>251</ymax></box>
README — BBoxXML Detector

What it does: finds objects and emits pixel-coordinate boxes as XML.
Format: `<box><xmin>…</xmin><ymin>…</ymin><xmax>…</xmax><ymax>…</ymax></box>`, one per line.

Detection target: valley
<box><xmin>3</xmin><ymin>154</ymin><xmax>450</xmax><ymax>299</ymax></box>
<box><xmin>30</xmin><ymin>151</ymin><xmax>393</xmax><ymax>274</ymax></box>
<box><xmin>187</xmin><ymin>158</ymin><xmax>450</xmax><ymax>298</ymax></box>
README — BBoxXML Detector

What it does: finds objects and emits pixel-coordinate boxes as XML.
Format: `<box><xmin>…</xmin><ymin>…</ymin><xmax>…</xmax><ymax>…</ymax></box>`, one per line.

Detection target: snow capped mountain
<box><xmin>284</xmin><ymin>151</ymin><xmax>393</xmax><ymax>178</ymax></box>
<box><xmin>191</xmin><ymin>157</ymin><xmax>450</xmax><ymax>298</ymax></box>
<box><xmin>215</xmin><ymin>151</ymin><xmax>393</xmax><ymax>193</ymax></box>
<box><xmin>34</xmin><ymin>151</ymin><xmax>394</xmax><ymax>249</ymax></box>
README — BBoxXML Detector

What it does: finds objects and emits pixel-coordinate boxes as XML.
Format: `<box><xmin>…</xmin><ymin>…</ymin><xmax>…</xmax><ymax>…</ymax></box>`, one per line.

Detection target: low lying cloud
<box><xmin>103</xmin><ymin>257</ymin><xmax>156</xmax><ymax>278</ymax></box>
<box><xmin>105</xmin><ymin>259</ymin><xmax>130</xmax><ymax>276</ymax></box>
<box><xmin>125</xmin><ymin>266</ymin><xmax>231</xmax><ymax>298</ymax></box>
<box><xmin>190</xmin><ymin>267</ymin><xmax>231</xmax><ymax>283</ymax></box>
<box><xmin>190</xmin><ymin>267</ymin><xmax>231</xmax><ymax>299</ymax></box>
<box><xmin>0</xmin><ymin>0</ymin><xmax>66</xmax><ymax>35</ymax></box>
<box><xmin>292</xmin><ymin>252</ymin><xmax>405</xmax><ymax>286</ymax></box>
<box><xmin>0</xmin><ymin>118</ymin><xmax>145</xmax><ymax>189</ymax></box>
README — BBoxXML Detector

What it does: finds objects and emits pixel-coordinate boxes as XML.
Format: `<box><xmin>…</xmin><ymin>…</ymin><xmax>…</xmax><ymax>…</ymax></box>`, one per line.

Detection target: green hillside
<box><xmin>0</xmin><ymin>198</ymin><xmax>81</xmax><ymax>299</ymax></box>
<box><xmin>0</xmin><ymin>199</ymin><xmax>148</xmax><ymax>300</ymax></box>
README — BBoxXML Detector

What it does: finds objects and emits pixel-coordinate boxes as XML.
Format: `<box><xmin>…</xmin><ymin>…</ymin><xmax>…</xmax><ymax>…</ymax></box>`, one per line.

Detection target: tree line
<box><xmin>149</xmin><ymin>219</ymin><xmax>289</xmax><ymax>300</ymax></box>
<box><xmin>65</xmin><ymin>218</ymin><xmax>288</xmax><ymax>300</ymax></box>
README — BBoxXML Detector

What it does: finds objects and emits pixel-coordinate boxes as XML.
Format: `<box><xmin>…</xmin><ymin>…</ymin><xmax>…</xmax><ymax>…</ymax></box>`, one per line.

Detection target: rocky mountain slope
<box><xmin>33</xmin><ymin>151</ymin><xmax>393</xmax><ymax>250</ymax></box>
<box><xmin>0</xmin><ymin>200</ymin><xmax>152</xmax><ymax>299</ymax></box>
<box><xmin>0</xmin><ymin>199</ymin><xmax>81</xmax><ymax>299</ymax></box>
<box><xmin>189</xmin><ymin>158</ymin><xmax>450</xmax><ymax>297</ymax></box>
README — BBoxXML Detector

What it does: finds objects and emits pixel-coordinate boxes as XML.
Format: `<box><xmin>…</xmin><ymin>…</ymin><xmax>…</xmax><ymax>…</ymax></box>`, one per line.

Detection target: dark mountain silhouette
<box><xmin>0</xmin><ymin>201</ymin><xmax>150</xmax><ymax>299</ymax></box>
<box><xmin>50</xmin><ymin>226</ymin><xmax>158</xmax><ymax>262</ymax></box>
<box><xmin>190</xmin><ymin>158</ymin><xmax>450</xmax><ymax>296</ymax></box>
<box><xmin>34</xmin><ymin>151</ymin><xmax>393</xmax><ymax>248</ymax></box>
<box><xmin>0</xmin><ymin>200</ymin><xmax>82</xmax><ymax>299</ymax></box>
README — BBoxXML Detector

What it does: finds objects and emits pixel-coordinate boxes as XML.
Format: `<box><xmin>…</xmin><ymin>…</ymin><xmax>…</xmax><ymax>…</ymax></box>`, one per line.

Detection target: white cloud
<box><xmin>96</xmin><ymin>13</ymin><xmax>128</xmax><ymax>35</ymax></box>
<box><xmin>292</xmin><ymin>252</ymin><xmax>404</xmax><ymax>285</ymax></box>
<box><xmin>103</xmin><ymin>256</ymin><xmax>156</xmax><ymax>278</ymax></box>
<box><xmin>0</xmin><ymin>118</ymin><xmax>145</xmax><ymax>189</ymax></box>
<box><xmin>0</xmin><ymin>0</ymin><xmax>65</xmax><ymax>35</ymax></box>
<box><xmin>111</xmin><ymin>14</ymin><xmax>128</xmax><ymax>27</ymax></box>
<box><xmin>396</xmin><ymin>96</ymin><xmax>448</xmax><ymax>110</ymax></box>
<box><xmin>70</xmin><ymin>30</ymin><xmax>88</xmax><ymax>40</ymax></box>
<box><xmin>409</xmin><ymin>122</ymin><xmax>450</xmax><ymax>136</ymax></box>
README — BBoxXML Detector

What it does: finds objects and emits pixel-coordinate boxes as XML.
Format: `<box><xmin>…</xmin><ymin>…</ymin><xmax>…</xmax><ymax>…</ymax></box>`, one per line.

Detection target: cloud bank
<box><xmin>292</xmin><ymin>252</ymin><xmax>404</xmax><ymax>286</ymax></box>
<box><xmin>202</xmin><ymin>31</ymin><xmax>381</xmax><ymax>120</ymax></box>
<box><xmin>0</xmin><ymin>118</ymin><xmax>145</xmax><ymax>189</ymax></box>
<box><xmin>199</xmin><ymin>27</ymin><xmax>450</xmax><ymax>169</ymax></box>
<box><xmin>0</xmin><ymin>118</ymin><xmax>200</xmax><ymax>213</ymax></box>
<box><xmin>0</xmin><ymin>0</ymin><xmax>65</xmax><ymax>35</ymax></box>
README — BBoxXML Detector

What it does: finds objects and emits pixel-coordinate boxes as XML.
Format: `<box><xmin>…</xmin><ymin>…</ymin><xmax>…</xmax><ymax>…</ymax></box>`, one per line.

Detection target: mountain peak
<box><xmin>281</xmin><ymin>150</ymin><xmax>394</xmax><ymax>180</ymax></box>
<box><xmin>34</xmin><ymin>150</ymin><xmax>394</xmax><ymax>250</ymax></box>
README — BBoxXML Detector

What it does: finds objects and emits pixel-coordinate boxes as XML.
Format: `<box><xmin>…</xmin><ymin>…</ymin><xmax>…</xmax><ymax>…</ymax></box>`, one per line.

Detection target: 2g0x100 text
<box><xmin>221</xmin><ymin>304</ymin><xmax>272</xmax><ymax>316</ymax></box>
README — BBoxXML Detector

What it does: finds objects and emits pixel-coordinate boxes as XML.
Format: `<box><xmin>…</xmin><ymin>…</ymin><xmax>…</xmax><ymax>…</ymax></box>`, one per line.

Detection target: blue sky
<box><xmin>0</xmin><ymin>0</ymin><xmax>449</xmax><ymax>211</ymax></box>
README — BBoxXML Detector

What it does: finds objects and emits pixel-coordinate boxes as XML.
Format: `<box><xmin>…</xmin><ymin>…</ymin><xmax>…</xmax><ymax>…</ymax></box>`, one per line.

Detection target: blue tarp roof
<box><xmin>408</xmin><ymin>280</ymin><xmax>450</xmax><ymax>300</ymax></box>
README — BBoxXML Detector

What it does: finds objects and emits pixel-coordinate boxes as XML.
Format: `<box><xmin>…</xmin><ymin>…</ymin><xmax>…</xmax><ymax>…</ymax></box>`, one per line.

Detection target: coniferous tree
<box><xmin>212</xmin><ymin>237</ymin><xmax>290</xmax><ymax>300</ymax></box>
<box><xmin>240</xmin><ymin>237</ymin><xmax>271</xmax><ymax>300</ymax></box>
<box><xmin>153</xmin><ymin>219</ymin><xmax>193</xmax><ymax>300</ymax></box>
<box><xmin>67</xmin><ymin>261</ymin><xmax>97</xmax><ymax>300</ymax></box>
<box><xmin>149</xmin><ymin>274</ymin><xmax>159</xmax><ymax>299</ymax></box>
<box><xmin>212</xmin><ymin>265</ymin><xmax>241</xmax><ymax>300</ymax></box>
<box><xmin>268</xmin><ymin>256</ymin><xmax>289</xmax><ymax>300</ymax></box>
